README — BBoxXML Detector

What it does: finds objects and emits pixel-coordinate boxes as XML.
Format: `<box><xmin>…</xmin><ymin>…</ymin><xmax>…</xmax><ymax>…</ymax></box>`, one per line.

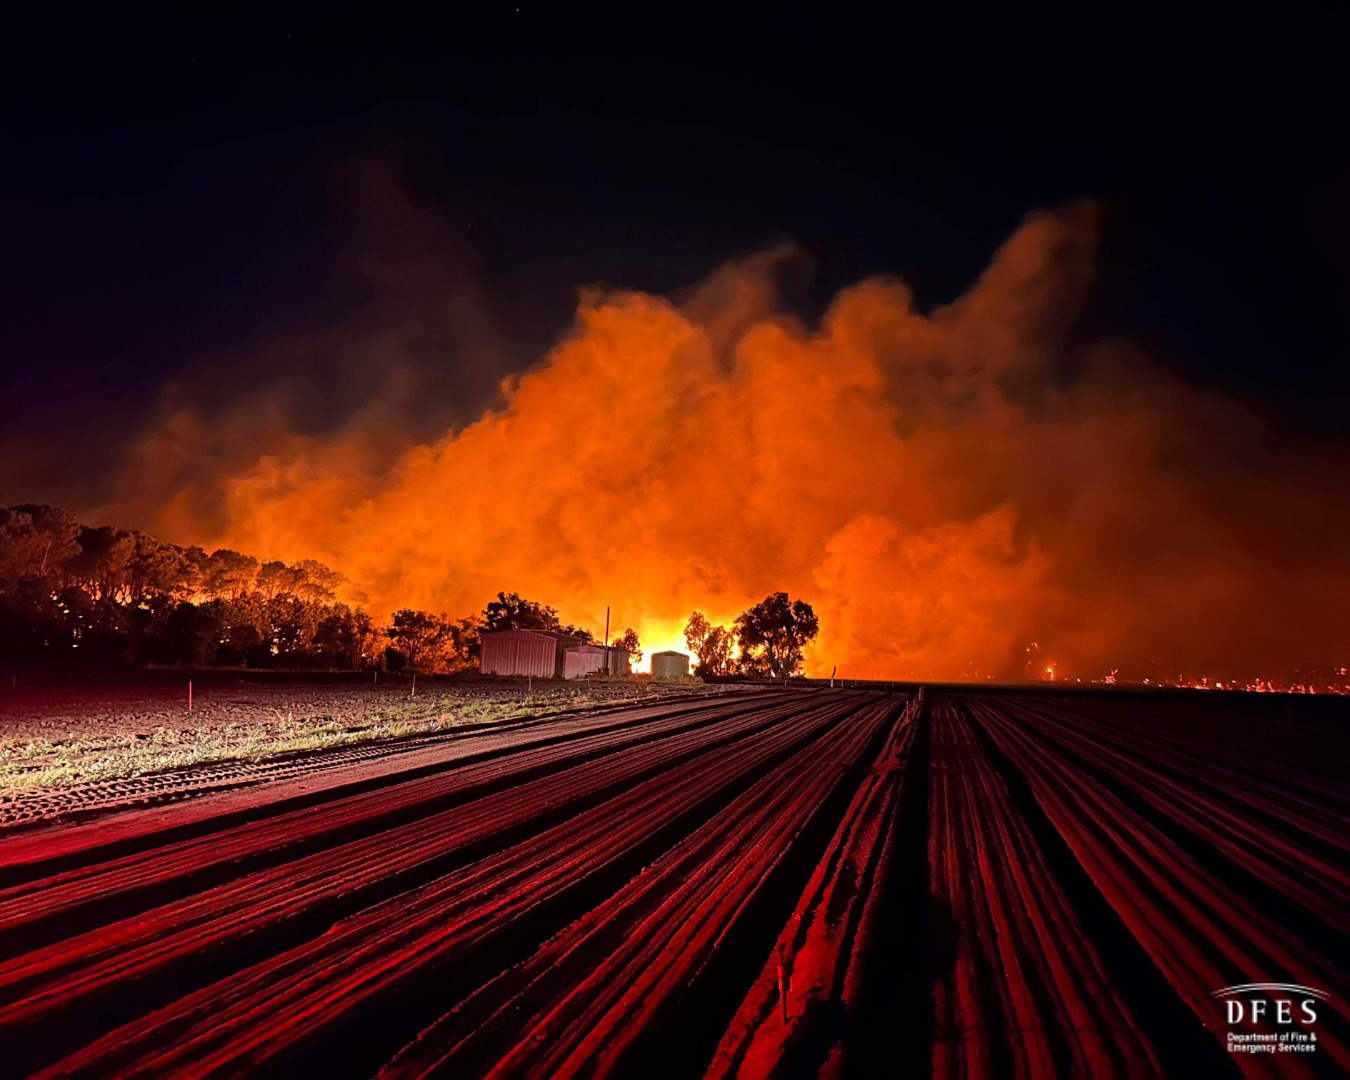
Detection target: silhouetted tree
<box><xmin>684</xmin><ymin>612</ymin><xmax>711</xmax><ymax>657</ymax></box>
<box><xmin>684</xmin><ymin>611</ymin><xmax>736</xmax><ymax>676</ymax></box>
<box><xmin>269</xmin><ymin>595</ymin><xmax>326</xmax><ymax>662</ymax></box>
<box><xmin>609</xmin><ymin>627</ymin><xmax>642</xmax><ymax>666</ymax></box>
<box><xmin>127</xmin><ymin>534</ymin><xmax>194</xmax><ymax>605</ymax></box>
<box><xmin>145</xmin><ymin>602</ymin><xmax>223</xmax><ymax>666</ymax></box>
<box><xmin>255</xmin><ymin>560</ymin><xmax>300</xmax><ymax>600</ymax></box>
<box><xmin>293</xmin><ymin>559</ymin><xmax>343</xmax><ymax>602</ymax></box>
<box><xmin>0</xmin><ymin>506</ymin><xmax>609</xmax><ymax>674</ymax></box>
<box><xmin>479</xmin><ymin>592</ymin><xmax>596</xmax><ymax>643</ymax></box>
<box><xmin>0</xmin><ymin>504</ymin><xmax>81</xmax><ymax>580</ymax></box>
<box><xmin>201</xmin><ymin>549</ymin><xmax>259</xmax><ymax>598</ymax></box>
<box><xmin>386</xmin><ymin>609</ymin><xmax>450</xmax><ymax>671</ymax></box>
<box><xmin>66</xmin><ymin>526</ymin><xmax>137</xmax><ymax>602</ymax></box>
<box><xmin>0</xmin><ymin>579</ymin><xmax>67</xmax><ymax>662</ymax></box>
<box><xmin>734</xmin><ymin>592</ymin><xmax>819</xmax><ymax>678</ymax></box>
<box><xmin>313</xmin><ymin>605</ymin><xmax>379</xmax><ymax>670</ymax></box>
<box><xmin>483</xmin><ymin>592</ymin><xmax>560</xmax><ymax>632</ymax></box>
<box><xmin>447</xmin><ymin>614</ymin><xmax>484</xmax><ymax>665</ymax></box>
<box><xmin>218</xmin><ymin>592</ymin><xmax>270</xmax><ymax>656</ymax></box>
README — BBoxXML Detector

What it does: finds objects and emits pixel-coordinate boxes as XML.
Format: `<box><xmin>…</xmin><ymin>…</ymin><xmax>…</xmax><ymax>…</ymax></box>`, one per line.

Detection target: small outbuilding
<box><xmin>480</xmin><ymin>629</ymin><xmax>582</xmax><ymax>678</ymax></box>
<box><xmin>651</xmin><ymin>650</ymin><xmax>691</xmax><ymax>678</ymax></box>
<box><xmin>564</xmin><ymin>644</ymin><xmax>632</xmax><ymax>679</ymax></box>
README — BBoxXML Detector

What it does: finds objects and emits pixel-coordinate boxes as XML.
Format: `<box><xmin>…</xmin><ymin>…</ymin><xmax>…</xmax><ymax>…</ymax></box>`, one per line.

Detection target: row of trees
<box><xmin>1</xmin><ymin>504</ymin><xmax>377</xmax><ymax>669</ymax></box>
<box><xmin>0</xmin><ymin>506</ymin><xmax>644</xmax><ymax>673</ymax></box>
<box><xmin>684</xmin><ymin>592</ymin><xmax>820</xmax><ymax>678</ymax></box>
<box><xmin>3</xmin><ymin>505</ymin><xmax>819</xmax><ymax>676</ymax></box>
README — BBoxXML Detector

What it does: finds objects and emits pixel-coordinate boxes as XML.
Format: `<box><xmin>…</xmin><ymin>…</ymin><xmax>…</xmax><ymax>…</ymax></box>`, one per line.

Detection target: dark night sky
<box><xmin>3</xmin><ymin>4</ymin><xmax>1349</xmax><ymax>509</ymax></box>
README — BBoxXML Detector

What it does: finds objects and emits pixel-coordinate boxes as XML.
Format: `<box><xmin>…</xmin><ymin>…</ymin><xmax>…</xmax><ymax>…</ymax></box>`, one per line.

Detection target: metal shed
<box><xmin>479</xmin><ymin>629</ymin><xmax>581</xmax><ymax>678</ymax></box>
<box><xmin>651</xmin><ymin>650</ymin><xmax>691</xmax><ymax>678</ymax></box>
<box><xmin>564</xmin><ymin>644</ymin><xmax>632</xmax><ymax>678</ymax></box>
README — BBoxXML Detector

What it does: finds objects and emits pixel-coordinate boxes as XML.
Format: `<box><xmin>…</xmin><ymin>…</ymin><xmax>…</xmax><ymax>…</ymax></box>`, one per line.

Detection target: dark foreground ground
<box><xmin>0</xmin><ymin>687</ymin><xmax>1346</xmax><ymax>1077</ymax></box>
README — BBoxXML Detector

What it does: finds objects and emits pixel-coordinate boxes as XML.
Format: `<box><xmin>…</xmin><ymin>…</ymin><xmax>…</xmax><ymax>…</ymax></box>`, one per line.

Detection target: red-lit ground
<box><xmin>0</xmin><ymin>676</ymin><xmax>742</xmax><ymax>829</ymax></box>
<box><xmin>1</xmin><ymin>688</ymin><xmax>1347</xmax><ymax>1077</ymax></box>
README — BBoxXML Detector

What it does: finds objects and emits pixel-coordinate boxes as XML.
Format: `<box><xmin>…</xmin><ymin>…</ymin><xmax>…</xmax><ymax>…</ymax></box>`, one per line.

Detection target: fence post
<box><xmin>777</xmin><ymin>944</ymin><xmax>789</xmax><ymax>1023</ymax></box>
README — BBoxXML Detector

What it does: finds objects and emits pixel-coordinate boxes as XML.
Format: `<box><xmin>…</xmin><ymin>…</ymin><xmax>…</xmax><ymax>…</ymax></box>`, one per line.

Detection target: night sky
<box><xmin>4</xmin><ymin>4</ymin><xmax>1349</xmax><ymax>509</ymax></box>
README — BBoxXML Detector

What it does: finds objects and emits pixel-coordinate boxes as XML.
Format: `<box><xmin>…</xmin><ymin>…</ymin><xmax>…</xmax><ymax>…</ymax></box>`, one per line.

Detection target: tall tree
<box><xmin>255</xmin><ymin>560</ymin><xmax>303</xmax><ymax>600</ymax></box>
<box><xmin>201</xmin><ymin>549</ymin><xmax>259</xmax><ymax>598</ymax></box>
<box><xmin>0</xmin><ymin>505</ymin><xmax>81</xmax><ymax>581</ymax></box>
<box><xmin>313</xmin><ymin>605</ymin><xmax>378</xmax><ymax>670</ymax></box>
<box><xmin>448</xmin><ymin>614</ymin><xmax>484</xmax><ymax>664</ymax></box>
<box><xmin>267</xmin><ymin>595</ymin><xmax>325</xmax><ymax>660</ymax></box>
<box><xmin>684</xmin><ymin>612</ymin><xmax>712</xmax><ymax>656</ymax></box>
<box><xmin>66</xmin><ymin>525</ymin><xmax>137</xmax><ymax>603</ymax></box>
<box><xmin>684</xmin><ymin>611</ymin><xmax>735</xmax><ymax>676</ymax></box>
<box><xmin>734</xmin><ymin>592</ymin><xmax>820</xmax><ymax>678</ymax></box>
<box><xmin>145</xmin><ymin>602</ymin><xmax>223</xmax><ymax>666</ymax></box>
<box><xmin>126</xmin><ymin>534</ymin><xmax>194</xmax><ymax>605</ymax></box>
<box><xmin>608</xmin><ymin>627</ymin><xmax>642</xmax><ymax>666</ymax></box>
<box><xmin>293</xmin><ymin>559</ymin><xmax>343</xmax><ymax>602</ymax></box>
<box><xmin>702</xmin><ymin>626</ymin><xmax>735</xmax><ymax>676</ymax></box>
<box><xmin>480</xmin><ymin>593</ymin><xmax>594</xmax><ymax>643</ymax></box>
<box><xmin>386</xmin><ymin>609</ymin><xmax>450</xmax><ymax>671</ymax></box>
<box><xmin>483</xmin><ymin>592</ymin><xmax>560</xmax><ymax>632</ymax></box>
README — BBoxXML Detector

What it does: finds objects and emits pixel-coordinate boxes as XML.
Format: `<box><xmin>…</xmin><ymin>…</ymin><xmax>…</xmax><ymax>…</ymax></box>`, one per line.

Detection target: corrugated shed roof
<box><xmin>481</xmin><ymin>628</ymin><xmax>580</xmax><ymax>639</ymax></box>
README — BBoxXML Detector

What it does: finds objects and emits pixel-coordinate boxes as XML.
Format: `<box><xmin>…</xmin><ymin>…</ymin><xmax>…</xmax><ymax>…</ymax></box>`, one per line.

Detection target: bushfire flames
<box><xmin>105</xmin><ymin>204</ymin><xmax>1350</xmax><ymax>681</ymax></box>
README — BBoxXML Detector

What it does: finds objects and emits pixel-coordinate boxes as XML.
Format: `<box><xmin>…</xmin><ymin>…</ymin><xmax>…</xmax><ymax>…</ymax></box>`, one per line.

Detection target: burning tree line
<box><xmin>683</xmin><ymin>596</ymin><xmax>819</xmax><ymax>679</ymax></box>
<box><xmin>0</xmin><ymin>504</ymin><xmax>820</xmax><ymax>677</ymax></box>
<box><xmin>0</xmin><ymin>504</ymin><xmax>639</xmax><ymax>673</ymax></box>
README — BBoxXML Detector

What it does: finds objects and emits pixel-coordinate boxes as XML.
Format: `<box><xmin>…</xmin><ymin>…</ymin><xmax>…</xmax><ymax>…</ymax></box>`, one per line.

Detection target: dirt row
<box><xmin>966</xmin><ymin>695</ymin><xmax>1350</xmax><ymax>1077</ymax></box>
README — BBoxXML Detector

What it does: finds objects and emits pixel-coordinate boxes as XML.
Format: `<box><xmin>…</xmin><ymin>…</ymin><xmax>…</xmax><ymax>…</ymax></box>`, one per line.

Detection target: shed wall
<box><xmin>480</xmin><ymin>631</ymin><xmax>578</xmax><ymax>677</ymax></box>
<box><xmin>564</xmin><ymin>646</ymin><xmax>608</xmax><ymax>679</ymax></box>
<box><xmin>564</xmin><ymin>645</ymin><xmax>632</xmax><ymax>678</ymax></box>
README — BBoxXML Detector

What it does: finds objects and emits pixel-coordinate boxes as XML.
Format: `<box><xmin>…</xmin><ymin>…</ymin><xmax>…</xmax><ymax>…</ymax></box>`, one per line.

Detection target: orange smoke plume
<box><xmin>110</xmin><ymin>204</ymin><xmax>1350</xmax><ymax>680</ymax></box>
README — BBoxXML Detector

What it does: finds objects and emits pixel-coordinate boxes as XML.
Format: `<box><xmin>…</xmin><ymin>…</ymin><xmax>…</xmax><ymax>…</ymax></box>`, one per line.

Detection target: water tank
<box><xmin>651</xmin><ymin>650</ymin><xmax>691</xmax><ymax>678</ymax></box>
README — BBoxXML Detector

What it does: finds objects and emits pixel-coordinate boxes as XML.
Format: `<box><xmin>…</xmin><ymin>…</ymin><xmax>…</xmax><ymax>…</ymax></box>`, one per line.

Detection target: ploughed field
<box><xmin>1</xmin><ymin>688</ymin><xmax>1347</xmax><ymax>1077</ymax></box>
<box><xmin>0</xmin><ymin>676</ymin><xmax>741</xmax><ymax>818</ymax></box>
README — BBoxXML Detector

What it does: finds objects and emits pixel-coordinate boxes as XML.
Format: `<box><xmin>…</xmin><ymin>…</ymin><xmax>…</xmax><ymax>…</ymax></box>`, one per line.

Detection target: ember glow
<box><xmin>105</xmin><ymin>205</ymin><xmax>1350</xmax><ymax>681</ymax></box>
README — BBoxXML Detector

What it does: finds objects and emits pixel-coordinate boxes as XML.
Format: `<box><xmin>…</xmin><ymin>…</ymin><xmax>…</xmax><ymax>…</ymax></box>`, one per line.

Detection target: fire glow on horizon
<box><xmin>100</xmin><ymin>204</ymin><xmax>1350</xmax><ymax>682</ymax></box>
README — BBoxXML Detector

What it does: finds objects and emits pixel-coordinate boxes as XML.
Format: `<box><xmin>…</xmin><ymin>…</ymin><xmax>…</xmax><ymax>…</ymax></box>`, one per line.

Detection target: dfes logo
<box><xmin>1213</xmin><ymin>984</ymin><xmax>1327</xmax><ymax>1057</ymax></box>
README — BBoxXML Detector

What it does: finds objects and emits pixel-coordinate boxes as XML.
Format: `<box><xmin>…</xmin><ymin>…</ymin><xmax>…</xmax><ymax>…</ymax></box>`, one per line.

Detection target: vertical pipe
<box><xmin>604</xmin><ymin>606</ymin><xmax>612</xmax><ymax>675</ymax></box>
<box><xmin>188</xmin><ymin>679</ymin><xmax>193</xmax><ymax>712</ymax></box>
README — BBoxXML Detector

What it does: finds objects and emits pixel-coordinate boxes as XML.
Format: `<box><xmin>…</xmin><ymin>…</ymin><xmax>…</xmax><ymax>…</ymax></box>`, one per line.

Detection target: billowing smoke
<box><xmin>109</xmin><ymin>203</ymin><xmax>1350</xmax><ymax>680</ymax></box>
<box><xmin>94</xmin><ymin>161</ymin><xmax>520</xmax><ymax>542</ymax></box>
